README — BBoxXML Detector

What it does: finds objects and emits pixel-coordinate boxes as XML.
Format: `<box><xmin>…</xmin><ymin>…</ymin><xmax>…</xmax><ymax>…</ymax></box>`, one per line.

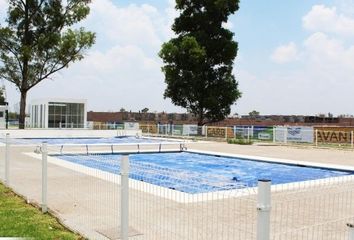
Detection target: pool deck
<box><xmin>1</xmin><ymin>142</ymin><xmax>354</xmax><ymax>239</ymax></box>
<box><xmin>189</xmin><ymin>141</ymin><xmax>354</xmax><ymax>167</ymax></box>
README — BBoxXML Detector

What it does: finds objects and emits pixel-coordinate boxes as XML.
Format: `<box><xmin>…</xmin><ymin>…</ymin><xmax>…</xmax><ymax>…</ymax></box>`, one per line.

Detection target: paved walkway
<box><xmin>188</xmin><ymin>141</ymin><xmax>354</xmax><ymax>166</ymax></box>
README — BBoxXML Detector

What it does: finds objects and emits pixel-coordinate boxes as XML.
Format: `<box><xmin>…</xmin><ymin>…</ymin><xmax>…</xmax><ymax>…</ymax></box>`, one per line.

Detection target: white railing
<box><xmin>1</xmin><ymin>136</ymin><xmax>354</xmax><ymax>239</ymax></box>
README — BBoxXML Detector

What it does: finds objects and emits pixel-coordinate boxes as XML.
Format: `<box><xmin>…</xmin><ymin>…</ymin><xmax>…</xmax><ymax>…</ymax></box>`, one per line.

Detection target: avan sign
<box><xmin>315</xmin><ymin>127</ymin><xmax>354</xmax><ymax>143</ymax></box>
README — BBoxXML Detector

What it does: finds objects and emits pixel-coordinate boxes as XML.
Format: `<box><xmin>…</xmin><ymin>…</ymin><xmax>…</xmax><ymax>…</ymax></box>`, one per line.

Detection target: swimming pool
<box><xmin>5</xmin><ymin>136</ymin><xmax>176</xmax><ymax>145</ymax></box>
<box><xmin>54</xmin><ymin>151</ymin><xmax>353</xmax><ymax>194</ymax></box>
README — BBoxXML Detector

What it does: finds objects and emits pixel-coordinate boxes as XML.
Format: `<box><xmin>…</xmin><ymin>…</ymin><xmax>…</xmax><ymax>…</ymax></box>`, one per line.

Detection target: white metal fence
<box><xmin>1</xmin><ymin>135</ymin><xmax>354</xmax><ymax>239</ymax></box>
<box><xmin>140</xmin><ymin>124</ymin><xmax>354</xmax><ymax>149</ymax></box>
<box><xmin>7</xmin><ymin>121</ymin><xmax>354</xmax><ymax>149</ymax></box>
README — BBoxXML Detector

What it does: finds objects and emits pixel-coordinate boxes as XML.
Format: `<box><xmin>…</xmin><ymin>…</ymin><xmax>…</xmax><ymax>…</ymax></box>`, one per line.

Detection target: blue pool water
<box><xmin>54</xmin><ymin>152</ymin><xmax>354</xmax><ymax>194</ymax></box>
<box><xmin>7</xmin><ymin>136</ymin><xmax>173</xmax><ymax>145</ymax></box>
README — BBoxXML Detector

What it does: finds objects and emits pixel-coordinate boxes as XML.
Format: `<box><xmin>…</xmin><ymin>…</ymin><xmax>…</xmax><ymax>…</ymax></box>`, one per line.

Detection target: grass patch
<box><xmin>0</xmin><ymin>182</ymin><xmax>82</xmax><ymax>240</ymax></box>
<box><xmin>227</xmin><ymin>138</ymin><xmax>253</xmax><ymax>145</ymax></box>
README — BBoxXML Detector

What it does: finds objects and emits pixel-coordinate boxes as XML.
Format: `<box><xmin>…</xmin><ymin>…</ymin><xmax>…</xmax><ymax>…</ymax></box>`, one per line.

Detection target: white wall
<box><xmin>0</xmin><ymin>129</ymin><xmax>141</xmax><ymax>138</ymax></box>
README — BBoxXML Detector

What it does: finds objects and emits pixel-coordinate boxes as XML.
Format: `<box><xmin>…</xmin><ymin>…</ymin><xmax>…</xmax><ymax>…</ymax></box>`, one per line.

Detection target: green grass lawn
<box><xmin>0</xmin><ymin>182</ymin><xmax>83</xmax><ymax>240</ymax></box>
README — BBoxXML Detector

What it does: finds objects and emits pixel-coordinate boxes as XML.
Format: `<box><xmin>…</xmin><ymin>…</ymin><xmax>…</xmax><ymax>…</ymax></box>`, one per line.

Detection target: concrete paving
<box><xmin>0</xmin><ymin>142</ymin><xmax>354</xmax><ymax>240</ymax></box>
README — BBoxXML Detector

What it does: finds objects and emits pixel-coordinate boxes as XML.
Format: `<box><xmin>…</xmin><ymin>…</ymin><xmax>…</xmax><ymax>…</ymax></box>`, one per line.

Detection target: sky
<box><xmin>0</xmin><ymin>0</ymin><xmax>354</xmax><ymax>116</ymax></box>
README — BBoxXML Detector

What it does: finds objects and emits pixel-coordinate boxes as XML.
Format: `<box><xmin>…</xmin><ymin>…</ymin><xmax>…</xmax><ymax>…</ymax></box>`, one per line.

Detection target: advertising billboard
<box><xmin>275</xmin><ymin>126</ymin><xmax>314</xmax><ymax>143</ymax></box>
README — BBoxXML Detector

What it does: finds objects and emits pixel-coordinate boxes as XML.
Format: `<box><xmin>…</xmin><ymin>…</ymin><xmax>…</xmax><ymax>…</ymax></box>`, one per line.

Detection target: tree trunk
<box><xmin>19</xmin><ymin>90</ymin><xmax>27</xmax><ymax>129</ymax></box>
<box><xmin>197</xmin><ymin>108</ymin><xmax>205</xmax><ymax>126</ymax></box>
<box><xmin>198</xmin><ymin>114</ymin><xmax>205</xmax><ymax>126</ymax></box>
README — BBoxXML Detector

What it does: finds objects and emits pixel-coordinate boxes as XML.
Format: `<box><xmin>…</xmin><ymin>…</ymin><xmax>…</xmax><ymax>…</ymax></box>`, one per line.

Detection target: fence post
<box><xmin>272</xmin><ymin>127</ymin><xmax>276</xmax><ymax>143</ymax></box>
<box><xmin>283</xmin><ymin>127</ymin><xmax>288</xmax><ymax>144</ymax></box>
<box><xmin>247</xmin><ymin>127</ymin><xmax>250</xmax><ymax>143</ymax></box>
<box><xmin>347</xmin><ymin>223</ymin><xmax>354</xmax><ymax>240</ymax></box>
<box><xmin>315</xmin><ymin>129</ymin><xmax>318</xmax><ymax>147</ymax></box>
<box><xmin>5</xmin><ymin>133</ymin><xmax>10</xmax><ymax>186</ymax></box>
<box><xmin>225</xmin><ymin>127</ymin><xmax>228</xmax><ymax>140</ymax></box>
<box><xmin>351</xmin><ymin>131</ymin><xmax>354</xmax><ymax>149</ymax></box>
<box><xmin>120</xmin><ymin>155</ymin><xmax>130</xmax><ymax>240</ymax></box>
<box><xmin>41</xmin><ymin>142</ymin><xmax>48</xmax><ymax>213</ymax></box>
<box><xmin>257</xmin><ymin>179</ymin><xmax>271</xmax><ymax>240</ymax></box>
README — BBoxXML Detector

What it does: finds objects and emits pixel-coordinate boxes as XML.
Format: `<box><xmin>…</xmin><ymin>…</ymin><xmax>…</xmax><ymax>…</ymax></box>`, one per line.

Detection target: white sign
<box><xmin>124</xmin><ymin>122</ymin><xmax>139</xmax><ymax>130</ymax></box>
<box><xmin>183</xmin><ymin>124</ymin><xmax>198</xmax><ymax>135</ymax></box>
<box><xmin>258</xmin><ymin>132</ymin><xmax>271</xmax><ymax>140</ymax></box>
<box><xmin>275</xmin><ymin>126</ymin><xmax>314</xmax><ymax>143</ymax></box>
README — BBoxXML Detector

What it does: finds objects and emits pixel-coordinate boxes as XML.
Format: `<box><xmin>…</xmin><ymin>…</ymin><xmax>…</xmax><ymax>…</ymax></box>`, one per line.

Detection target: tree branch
<box><xmin>28</xmin><ymin>0</ymin><xmax>46</xmax><ymax>22</ymax></box>
<box><xmin>0</xmin><ymin>72</ymin><xmax>19</xmax><ymax>86</ymax></box>
<box><xmin>27</xmin><ymin>46</ymin><xmax>85</xmax><ymax>91</ymax></box>
<box><xmin>19</xmin><ymin>0</ymin><xmax>26</xmax><ymax>9</ymax></box>
<box><xmin>0</xmin><ymin>39</ymin><xmax>23</xmax><ymax>73</ymax></box>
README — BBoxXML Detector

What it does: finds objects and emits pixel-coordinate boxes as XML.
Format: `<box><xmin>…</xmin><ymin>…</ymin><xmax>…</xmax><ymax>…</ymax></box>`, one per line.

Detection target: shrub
<box><xmin>227</xmin><ymin>138</ymin><xmax>253</xmax><ymax>145</ymax></box>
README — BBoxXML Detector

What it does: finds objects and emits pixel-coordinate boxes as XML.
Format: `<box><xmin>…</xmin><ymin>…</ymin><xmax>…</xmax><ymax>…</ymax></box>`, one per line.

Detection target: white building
<box><xmin>30</xmin><ymin>98</ymin><xmax>87</xmax><ymax>128</ymax></box>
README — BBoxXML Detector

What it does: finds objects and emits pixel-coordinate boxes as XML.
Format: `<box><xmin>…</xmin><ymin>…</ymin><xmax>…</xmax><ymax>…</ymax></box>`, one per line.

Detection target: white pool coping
<box><xmin>1</xmin><ymin>136</ymin><xmax>190</xmax><ymax>148</ymax></box>
<box><xmin>24</xmin><ymin>149</ymin><xmax>354</xmax><ymax>203</ymax></box>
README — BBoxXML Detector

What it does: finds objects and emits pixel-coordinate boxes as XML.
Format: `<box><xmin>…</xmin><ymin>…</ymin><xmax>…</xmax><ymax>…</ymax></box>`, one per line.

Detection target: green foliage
<box><xmin>159</xmin><ymin>0</ymin><xmax>241</xmax><ymax>125</ymax></box>
<box><xmin>7</xmin><ymin>112</ymin><xmax>19</xmax><ymax>120</ymax></box>
<box><xmin>0</xmin><ymin>0</ymin><xmax>95</xmax><ymax>128</ymax></box>
<box><xmin>249</xmin><ymin>110</ymin><xmax>260</xmax><ymax>117</ymax></box>
<box><xmin>0</xmin><ymin>183</ymin><xmax>81</xmax><ymax>239</ymax></box>
<box><xmin>141</xmin><ymin>107</ymin><xmax>149</xmax><ymax>113</ymax></box>
<box><xmin>227</xmin><ymin>138</ymin><xmax>253</xmax><ymax>145</ymax></box>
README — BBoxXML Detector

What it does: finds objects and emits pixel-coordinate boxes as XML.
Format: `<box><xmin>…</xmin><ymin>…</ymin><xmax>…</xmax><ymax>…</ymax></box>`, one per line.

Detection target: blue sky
<box><xmin>1</xmin><ymin>0</ymin><xmax>354</xmax><ymax>115</ymax></box>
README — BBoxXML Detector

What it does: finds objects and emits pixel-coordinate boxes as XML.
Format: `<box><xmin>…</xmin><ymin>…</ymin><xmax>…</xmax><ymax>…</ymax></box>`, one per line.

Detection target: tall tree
<box><xmin>159</xmin><ymin>0</ymin><xmax>241</xmax><ymax>125</ymax></box>
<box><xmin>0</xmin><ymin>0</ymin><xmax>95</xmax><ymax>129</ymax></box>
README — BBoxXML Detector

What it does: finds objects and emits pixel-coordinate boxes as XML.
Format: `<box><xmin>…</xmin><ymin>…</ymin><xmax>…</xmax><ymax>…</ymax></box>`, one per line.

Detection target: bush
<box><xmin>227</xmin><ymin>138</ymin><xmax>253</xmax><ymax>145</ymax></box>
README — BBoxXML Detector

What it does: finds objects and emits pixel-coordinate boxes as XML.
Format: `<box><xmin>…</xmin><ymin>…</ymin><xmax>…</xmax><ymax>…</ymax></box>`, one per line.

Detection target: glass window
<box><xmin>49</xmin><ymin>105</ymin><xmax>54</xmax><ymax>114</ymax></box>
<box><xmin>47</xmin><ymin>102</ymin><xmax>84</xmax><ymax>128</ymax></box>
<box><xmin>34</xmin><ymin>105</ymin><xmax>37</xmax><ymax>128</ymax></box>
<box><xmin>40</xmin><ymin>105</ymin><xmax>43</xmax><ymax>128</ymax></box>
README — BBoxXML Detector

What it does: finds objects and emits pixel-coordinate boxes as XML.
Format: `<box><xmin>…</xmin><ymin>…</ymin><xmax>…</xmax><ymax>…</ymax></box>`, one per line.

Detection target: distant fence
<box><xmin>7</xmin><ymin>121</ymin><xmax>354</xmax><ymax>148</ymax></box>
<box><xmin>1</xmin><ymin>136</ymin><xmax>354</xmax><ymax>239</ymax></box>
<box><xmin>139</xmin><ymin>124</ymin><xmax>354</xmax><ymax>149</ymax></box>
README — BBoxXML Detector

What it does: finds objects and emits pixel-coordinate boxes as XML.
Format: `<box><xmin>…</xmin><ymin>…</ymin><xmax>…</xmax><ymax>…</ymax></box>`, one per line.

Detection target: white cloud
<box><xmin>83</xmin><ymin>0</ymin><xmax>164</xmax><ymax>52</ymax></box>
<box><xmin>163</xmin><ymin>0</ymin><xmax>178</xmax><ymax>39</ymax></box>
<box><xmin>271</xmin><ymin>42</ymin><xmax>299</xmax><ymax>64</ymax></box>
<box><xmin>336</xmin><ymin>0</ymin><xmax>354</xmax><ymax>16</ymax></box>
<box><xmin>0</xmin><ymin>0</ymin><xmax>7</xmax><ymax>22</ymax></box>
<box><xmin>0</xmin><ymin>0</ymin><xmax>5</xmax><ymax>9</ymax></box>
<box><xmin>222</xmin><ymin>21</ymin><xmax>234</xmax><ymax>30</ymax></box>
<box><xmin>303</xmin><ymin>5</ymin><xmax>354</xmax><ymax>36</ymax></box>
<box><xmin>239</xmin><ymin>4</ymin><xmax>354</xmax><ymax>115</ymax></box>
<box><xmin>304</xmin><ymin>32</ymin><xmax>344</xmax><ymax>63</ymax></box>
<box><xmin>302</xmin><ymin>32</ymin><xmax>354</xmax><ymax>82</ymax></box>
